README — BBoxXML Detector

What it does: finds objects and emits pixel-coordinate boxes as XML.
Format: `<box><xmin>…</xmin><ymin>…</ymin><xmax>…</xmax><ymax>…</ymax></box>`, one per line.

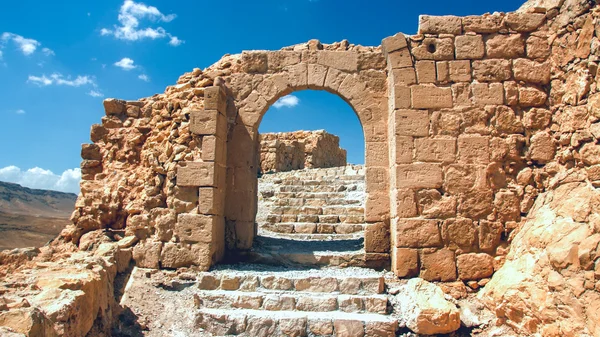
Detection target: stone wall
<box><xmin>259</xmin><ymin>130</ymin><xmax>347</xmax><ymax>173</ymax></box>
<box><xmin>61</xmin><ymin>0</ymin><xmax>600</xmax><ymax>282</ymax></box>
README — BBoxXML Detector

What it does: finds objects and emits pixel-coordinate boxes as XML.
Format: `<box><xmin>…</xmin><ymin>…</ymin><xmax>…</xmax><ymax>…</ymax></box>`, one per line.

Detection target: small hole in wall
<box><xmin>427</xmin><ymin>43</ymin><xmax>436</xmax><ymax>53</ymax></box>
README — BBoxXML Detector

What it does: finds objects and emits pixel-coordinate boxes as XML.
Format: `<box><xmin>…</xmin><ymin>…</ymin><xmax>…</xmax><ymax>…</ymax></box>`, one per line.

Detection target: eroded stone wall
<box><xmin>63</xmin><ymin>0</ymin><xmax>600</xmax><ymax>280</ymax></box>
<box><xmin>259</xmin><ymin>130</ymin><xmax>347</xmax><ymax>173</ymax></box>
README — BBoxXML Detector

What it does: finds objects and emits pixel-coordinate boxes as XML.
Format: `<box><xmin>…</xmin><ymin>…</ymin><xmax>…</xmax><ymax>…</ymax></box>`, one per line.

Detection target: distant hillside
<box><xmin>0</xmin><ymin>181</ymin><xmax>77</xmax><ymax>251</ymax></box>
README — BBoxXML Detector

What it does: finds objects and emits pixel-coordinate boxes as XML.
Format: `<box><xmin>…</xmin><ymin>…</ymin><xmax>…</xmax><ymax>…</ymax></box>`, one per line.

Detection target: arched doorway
<box><xmin>223</xmin><ymin>51</ymin><xmax>391</xmax><ymax>267</ymax></box>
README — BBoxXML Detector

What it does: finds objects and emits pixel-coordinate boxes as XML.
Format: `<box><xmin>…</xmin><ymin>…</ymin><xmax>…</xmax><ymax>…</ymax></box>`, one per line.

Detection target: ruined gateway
<box><xmin>1</xmin><ymin>0</ymin><xmax>600</xmax><ymax>335</ymax></box>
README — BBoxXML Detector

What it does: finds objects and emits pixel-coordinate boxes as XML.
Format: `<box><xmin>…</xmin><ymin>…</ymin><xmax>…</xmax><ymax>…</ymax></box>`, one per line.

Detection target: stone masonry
<box><xmin>60</xmin><ymin>0</ymin><xmax>600</xmax><ymax>284</ymax></box>
<box><xmin>259</xmin><ymin>130</ymin><xmax>347</xmax><ymax>173</ymax></box>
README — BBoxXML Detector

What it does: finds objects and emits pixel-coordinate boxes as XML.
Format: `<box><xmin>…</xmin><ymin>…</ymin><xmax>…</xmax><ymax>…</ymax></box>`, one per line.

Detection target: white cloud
<box><xmin>28</xmin><ymin>73</ymin><xmax>95</xmax><ymax>87</ymax></box>
<box><xmin>88</xmin><ymin>90</ymin><xmax>104</xmax><ymax>97</ymax></box>
<box><xmin>114</xmin><ymin>57</ymin><xmax>136</xmax><ymax>70</ymax></box>
<box><xmin>15</xmin><ymin>109</ymin><xmax>25</xmax><ymax>114</ymax></box>
<box><xmin>273</xmin><ymin>95</ymin><xmax>300</xmax><ymax>109</ymax></box>
<box><xmin>168</xmin><ymin>35</ymin><xmax>183</xmax><ymax>46</ymax></box>
<box><xmin>41</xmin><ymin>47</ymin><xmax>54</xmax><ymax>56</ymax></box>
<box><xmin>1</xmin><ymin>32</ymin><xmax>40</xmax><ymax>55</ymax></box>
<box><xmin>101</xmin><ymin>0</ymin><xmax>183</xmax><ymax>46</ymax></box>
<box><xmin>138</xmin><ymin>74</ymin><xmax>150</xmax><ymax>82</ymax></box>
<box><xmin>0</xmin><ymin>166</ymin><xmax>81</xmax><ymax>194</ymax></box>
<box><xmin>0</xmin><ymin>50</ymin><xmax>3</xmax><ymax>59</ymax></box>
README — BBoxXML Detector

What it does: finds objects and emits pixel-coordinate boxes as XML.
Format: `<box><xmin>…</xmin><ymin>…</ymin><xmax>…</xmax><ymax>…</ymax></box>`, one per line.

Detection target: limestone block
<box><xmin>394</xmin><ymin>135</ymin><xmax>414</xmax><ymax>164</ymax></box>
<box><xmin>529</xmin><ymin>131</ymin><xmax>555</xmax><ymax>163</ymax></box>
<box><xmin>526</xmin><ymin>35</ymin><xmax>550</xmax><ymax>60</ymax></box>
<box><xmin>471</xmin><ymin>83</ymin><xmax>504</xmax><ymax>105</ymax></box>
<box><xmin>316</xmin><ymin>51</ymin><xmax>358</xmax><ymax>72</ymax></box>
<box><xmin>458</xmin><ymin>190</ymin><xmax>494</xmax><ymax>220</ymax></box>
<box><xmin>241</xmin><ymin>51</ymin><xmax>268</xmax><ymax>73</ymax></box>
<box><xmin>103</xmin><ymin>98</ymin><xmax>126</xmax><ymax>115</ymax></box>
<box><xmin>455</xmin><ymin>35</ymin><xmax>485</xmax><ymax>59</ymax></box>
<box><xmin>307</xmin><ymin>63</ymin><xmax>328</xmax><ymax>88</ymax></box>
<box><xmin>199</xmin><ymin>187</ymin><xmax>225</xmax><ymax>215</ymax></box>
<box><xmin>393</xmin><ymin>247</ymin><xmax>419</xmax><ymax>277</ymax></box>
<box><xmin>581</xmin><ymin>143</ymin><xmax>600</xmax><ymax>166</ymax></box>
<box><xmin>309</xmin><ymin>320</ymin><xmax>333</xmax><ymax>336</ymax></box>
<box><xmin>419</xmin><ymin>15</ymin><xmax>462</xmax><ymax>35</ymax></box>
<box><xmin>324</xmin><ymin>68</ymin><xmax>348</xmax><ymax>92</ymax></box>
<box><xmin>175</xmin><ymin>213</ymin><xmax>223</xmax><ymax>244</ymax></box>
<box><xmin>395</xmin><ymin>109</ymin><xmax>429</xmax><ymax>136</ymax></box>
<box><xmin>393</xmin><ymin>85</ymin><xmax>411</xmax><ymax>109</ymax></box>
<box><xmin>81</xmin><ymin>144</ymin><xmax>101</xmax><ymax>160</ymax></box>
<box><xmin>504</xmin><ymin>81</ymin><xmax>519</xmax><ymax>106</ymax></box>
<box><xmin>366</xmin><ymin>167</ymin><xmax>388</xmax><ymax>192</ymax></box>
<box><xmin>513</xmin><ymin>59</ymin><xmax>551</xmax><ymax>85</ymax></box>
<box><xmin>414</xmin><ymin>137</ymin><xmax>457</xmax><ymax>163</ymax></box>
<box><xmin>395</xmin><ymin>219</ymin><xmax>442</xmax><ymax>248</ymax></box>
<box><xmin>365</xmin><ymin>191</ymin><xmax>390</xmax><ymax>223</ymax></box>
<box><xmin>420</xmin><ymin>249</ymin><xmax>457</xmax><ymax>281</ymax></box>
<box><xmin>177</xmin><ymin>162</ymin><xmax>222</xmax><ymax>187</ymax></box>
<box><xmin>412</xmin><ymin>38</ymin><xmax>455</xmax><ymax>61</ymax></box>
<box><xmin>365</xmin><ymin>222</ymin><xmax>390</xmax><ymax>253</ymax></box>
<box><xmin>365</xmin><ymin>142</ymin><xmax>389</xmax><ymax>167</ymax></box>
<box><xmin>494</xmin><ymin>190</ymin><xmax>520</xmax><ymax>222</ymax></box>
<box><xmin>443</xmin><ymin>164</ymin><xmax>488</xmax><ymax>194</ymax></box>
<box><xmin>201</xmin><ymin>135</ymin><xmax>227</xmax><ymax>164</ymax></box>
<box><xmin>448</xmin><ymin>60</ymin><xmax>471</xmax><ymax>82</ymax></box>
<box><xmin>504</xmin><ymin>12</ymin><xmax>545</xmax><ymax>32</ymax></box>
<box><xmin>267</xmin><ymin>51</ymin><xmax>301</xmax><ymax>71</ymax></box>
<box><xmin>396</xmin><ymin>163</ymin><xmax>443</xmax><ymax>189</ymax></box>
<box><xmin>284</xmin><ymin>63</ymin><xmax>308</xmax><ymax>90</ymax></box>
<box><xmin>382</xmin><ymin>33</ymin><xmax>408</xmax><ymax>54</ymax></box>
<box><xmin>132</xmin><ymin>240</ymin><xmax>163</xmax><ymax>269</ymax></box>
<box><xmin>396</xmin><ymin>278</ymin><xmax>461</xmax><ymax>334</ymax></box>
<box><xmin>472</xmin><ymin>59</ymin><xmax>512</xmax><ymax>82</ymax></box>
<box><xmin>392</xmin><ymin>68</ymin><xmax>417</xmax><ymax>85</ymax></box>
<box><xmin>190</xmin><ymin>109</ymin><xmax>227</xmax><ymax>136</ymax></box>
<box><xmin>457</xmin><ymin>253</ymin><xmax>494</xmax><ymax>280</ymax></box>
<box><xmin>436</xmin><ymin>61</ymin><xmax>450</xmax><ymax>83</ymax></box>
<box><xmin>442</xmin><ymin>218</ymin><xmax>476</xmax><ymax>251</ymax></box>
<box><xmin>519</xmin><ymin>85</ymin><xmax>547</xmax><ymax>107</ymax></box>
<box><xmin>160</xmin><ymin>243</ymin><xmax>196</xmax><ymax>269</ymax></box>
<box><xmin>392</xmin><ymin>188</ymin><xmax>418</xmax><ymax>218</ymax></box>
<box><xmin>458</xmin><ymin>135</ymin><xmax>490</xmax><ymax>164</ymax></box>
<box><xmin>387</xmin><ymin>49</ymin><xmax>413</xmax><ymax>69</ymax></box>
<box><xmin>478</xmin><ymin>220</ymin><xmax>502</xmax><ymax>253</ymax></box>
<box><xmin>333</xmin><ymin>320</ymin><xmax>364</xmax><ymax>337</ymax></box>
<box><xmin>411</xmin><ymin>86</ymin><xmax>453</xmax><ymax>109</ymax></box>
<box><xmin>204</xmin><ymin>86</ymin><xmax>227</xmax><ymax>114</ymax></box>
<box><xmin>463</xmin><ymin>14</ymin><xmax>504</xmax><ymax>33</ymax></box>
<box><xmin>416</xmin><ymin>61</ymin><xmax>436</xmax><ymax>83</ymax></box>
<box><xmin>486</xmin><ymin>34</ymin><xmax>525</xmax><ymax>59</ymax></box>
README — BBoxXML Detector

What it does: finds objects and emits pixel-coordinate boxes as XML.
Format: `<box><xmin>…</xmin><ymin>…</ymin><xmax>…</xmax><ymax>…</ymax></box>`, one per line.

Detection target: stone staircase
<box><xmin>257</xmin><ymin>165</ymin><xmax>366</xmax><ymax>240</ymax></box>
<box><xmin>192</xmin><ymin>267</ymin><xmax>399</xmax><ymax>336</ymax></box>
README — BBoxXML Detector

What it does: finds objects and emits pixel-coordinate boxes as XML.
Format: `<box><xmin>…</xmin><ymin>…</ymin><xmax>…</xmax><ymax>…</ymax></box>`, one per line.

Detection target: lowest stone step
<box><xmin>196</xmin><ymin>308</ymin><xmax>398</xmax><ymax>337</ymax></box>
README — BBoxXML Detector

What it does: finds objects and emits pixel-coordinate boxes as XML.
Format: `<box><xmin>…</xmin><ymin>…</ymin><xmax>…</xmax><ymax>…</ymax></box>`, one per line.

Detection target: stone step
<box><xmin>194</xmin><ymin>290</ymin><xmax>389</xmax><ymax>314</ymax></box>
<box><xmin>235</xmin><ymin>236</ymin><xmax>384</xmax><ymax>269</ymax></box>
<box><xmin>275</xmin><ymin>192</ymin><xmax>349</xmax><ymax>199</ymax></box>
<box><xmin>279</xmin><ymin>185</ymin><xmax>356</xmax><ymax>193</ymax></box>
<box><xmin>264</xmin><ymin>214</ymin><xmax>366</xmax><ymax>225</ymax></box>
<box><xmin>273</xmin><ymin>198</ymin><xmax>362</xmax><ymax>207</ymax></box>
<box><xmin>197</xmin><ymin>267</ymin><xmax>385</xmax><ymax>295</ymax></box>
<box><xmin>279</xmin><ymin>179</ymin><xmax>365</xmax><ymax>186</ymax></box>
<box><xmin>270</xmin><ymin>206</ymin><xmax>364</xmax><ymax>217</ymax></box>
<box><xmin>196</xmin><ymin>308</ymin><xmax>398</xmax><ymax>337</ymax></box>
<box><xmin>262</xmin><ymin>222</ymin><xmax>365</xmax><ymax>234</ymax></box>
<box><xmin>258</xmin><ymin>229</ymin><xmax>363</xmax><ymax>241</ymax></box>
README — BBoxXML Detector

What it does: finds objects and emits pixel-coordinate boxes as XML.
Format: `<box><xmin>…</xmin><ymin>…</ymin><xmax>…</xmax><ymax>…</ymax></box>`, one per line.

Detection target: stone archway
<box><xmin>223</xmin><ymin>49</ymin><xmax>391</xmax><ymax>266</ymax></box>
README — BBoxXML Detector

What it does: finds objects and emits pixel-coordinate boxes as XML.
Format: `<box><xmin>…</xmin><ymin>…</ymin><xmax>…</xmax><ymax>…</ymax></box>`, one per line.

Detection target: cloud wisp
<box><xmin>28</xmin><ymin>73</ymin><xmax>95</xmax><ymax>87</ymax></box>
<box><xmin>114</xmin><ymin>57</ymin><xmax>137</xmax><ymax>70</ymax></box>
<box><xmin>138</xmin><ymin>74</ymin><xmax>150</xmax><ymax>82</ymax></box>
<box><xmin>1</xmin><ymin>32</ymin><xmax>54</xmax><ymax>58</ymax></box>
<box><xmin>273</xmin><ymin>95</ymin><xmax>300</xmax><ymax>109</ymax></box>
<box><xmin>101</xmin><ymin>0</ymin><xmax>183</xmax><ymax>46</ymax></box>
<box><xmin>15</xmin><ymin>109</ymin><xmax>25</xmax><ymax>114</ymax></box>
<box><xmin>0</xmin><ymin>166</ymin><xmax>81</xmax><ymax>194</ymax></box>
<box><xmin>88</xmin><ymin>90</ymin><xmax>104</xmax><ymax>98</ymax></box>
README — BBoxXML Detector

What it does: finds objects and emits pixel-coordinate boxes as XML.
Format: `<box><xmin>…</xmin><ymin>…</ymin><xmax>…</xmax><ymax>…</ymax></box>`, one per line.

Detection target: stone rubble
<box><xmin>259</xmin><ymin>130</ymin><xmax>347</xmax><ymax>173</ymax></box>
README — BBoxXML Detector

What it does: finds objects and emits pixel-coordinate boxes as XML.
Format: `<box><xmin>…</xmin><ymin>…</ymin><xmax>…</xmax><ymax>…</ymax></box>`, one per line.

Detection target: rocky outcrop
<box><xmin>480</xmin><ymin>172</ymin><xmax>600</xmax><ymax>336</ymax></box>
<box><xmin>394</xmin><ymin>278</ymin><xmax>461</xmax><ymax>334</ymax></box>
<box><xmin>259</xmin><ymin>130</ymin><xmax>347</xmax><ymax>173</ymax></box>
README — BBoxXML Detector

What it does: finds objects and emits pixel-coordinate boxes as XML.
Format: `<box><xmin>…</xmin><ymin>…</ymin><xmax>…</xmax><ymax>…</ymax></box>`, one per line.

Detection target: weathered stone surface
<box><xmin>411</xmin><ymin>86</ymin><xmax>453</xmax><ymax>109</ymax></box>
<box><xmin>419</xmin><ymin>15</ymin><xmax>462</xmax><ymax>35</ymax></box>
<box><xmin>396</xmin><ymin>163</ymin><xmax>443</xmax><ymax>189</ymax></box>
<box><xmin>457</xmin><ymin>253</ymin><xmax>495</xmax><ymax>280</ymax></box>
<box><xmin>480</xmin><ymin>181</ymin><xmax>600</xmax><ymax>336</ymax></box>
<box><xmin>455</xmin><ymin>35</ymin><xmax>485</xmax><ymax>60</ymax></box>
<box><xmin>396</xmin><ymin>278</ymin><xmax>461</xmax><ymax>334</ymax></box>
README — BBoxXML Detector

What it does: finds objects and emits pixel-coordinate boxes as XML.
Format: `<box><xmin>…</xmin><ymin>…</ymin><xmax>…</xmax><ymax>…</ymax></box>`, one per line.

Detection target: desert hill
<box><xmin>0</xmin><ymin>181</ymin><xmax>76</xmax><ymax>250</ymax></box>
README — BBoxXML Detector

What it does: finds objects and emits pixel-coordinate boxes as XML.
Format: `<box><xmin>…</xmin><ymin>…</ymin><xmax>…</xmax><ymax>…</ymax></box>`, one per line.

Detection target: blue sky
<box><xmin>0</xmin><ymin>0</ymin><xmax>525</xmax><ymax>193</ymax></box>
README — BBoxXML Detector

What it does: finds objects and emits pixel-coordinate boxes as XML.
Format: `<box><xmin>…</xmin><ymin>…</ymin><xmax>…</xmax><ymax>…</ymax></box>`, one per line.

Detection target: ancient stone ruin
<box><xmin>1</xmin><ymin>0</ymin><xmax>600</xmax><ymax>336</ymax></box>
<box><xmin>259</xmin><ymin>130</ymin><xmax>347</xmax><ymax>173</ymax></box>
